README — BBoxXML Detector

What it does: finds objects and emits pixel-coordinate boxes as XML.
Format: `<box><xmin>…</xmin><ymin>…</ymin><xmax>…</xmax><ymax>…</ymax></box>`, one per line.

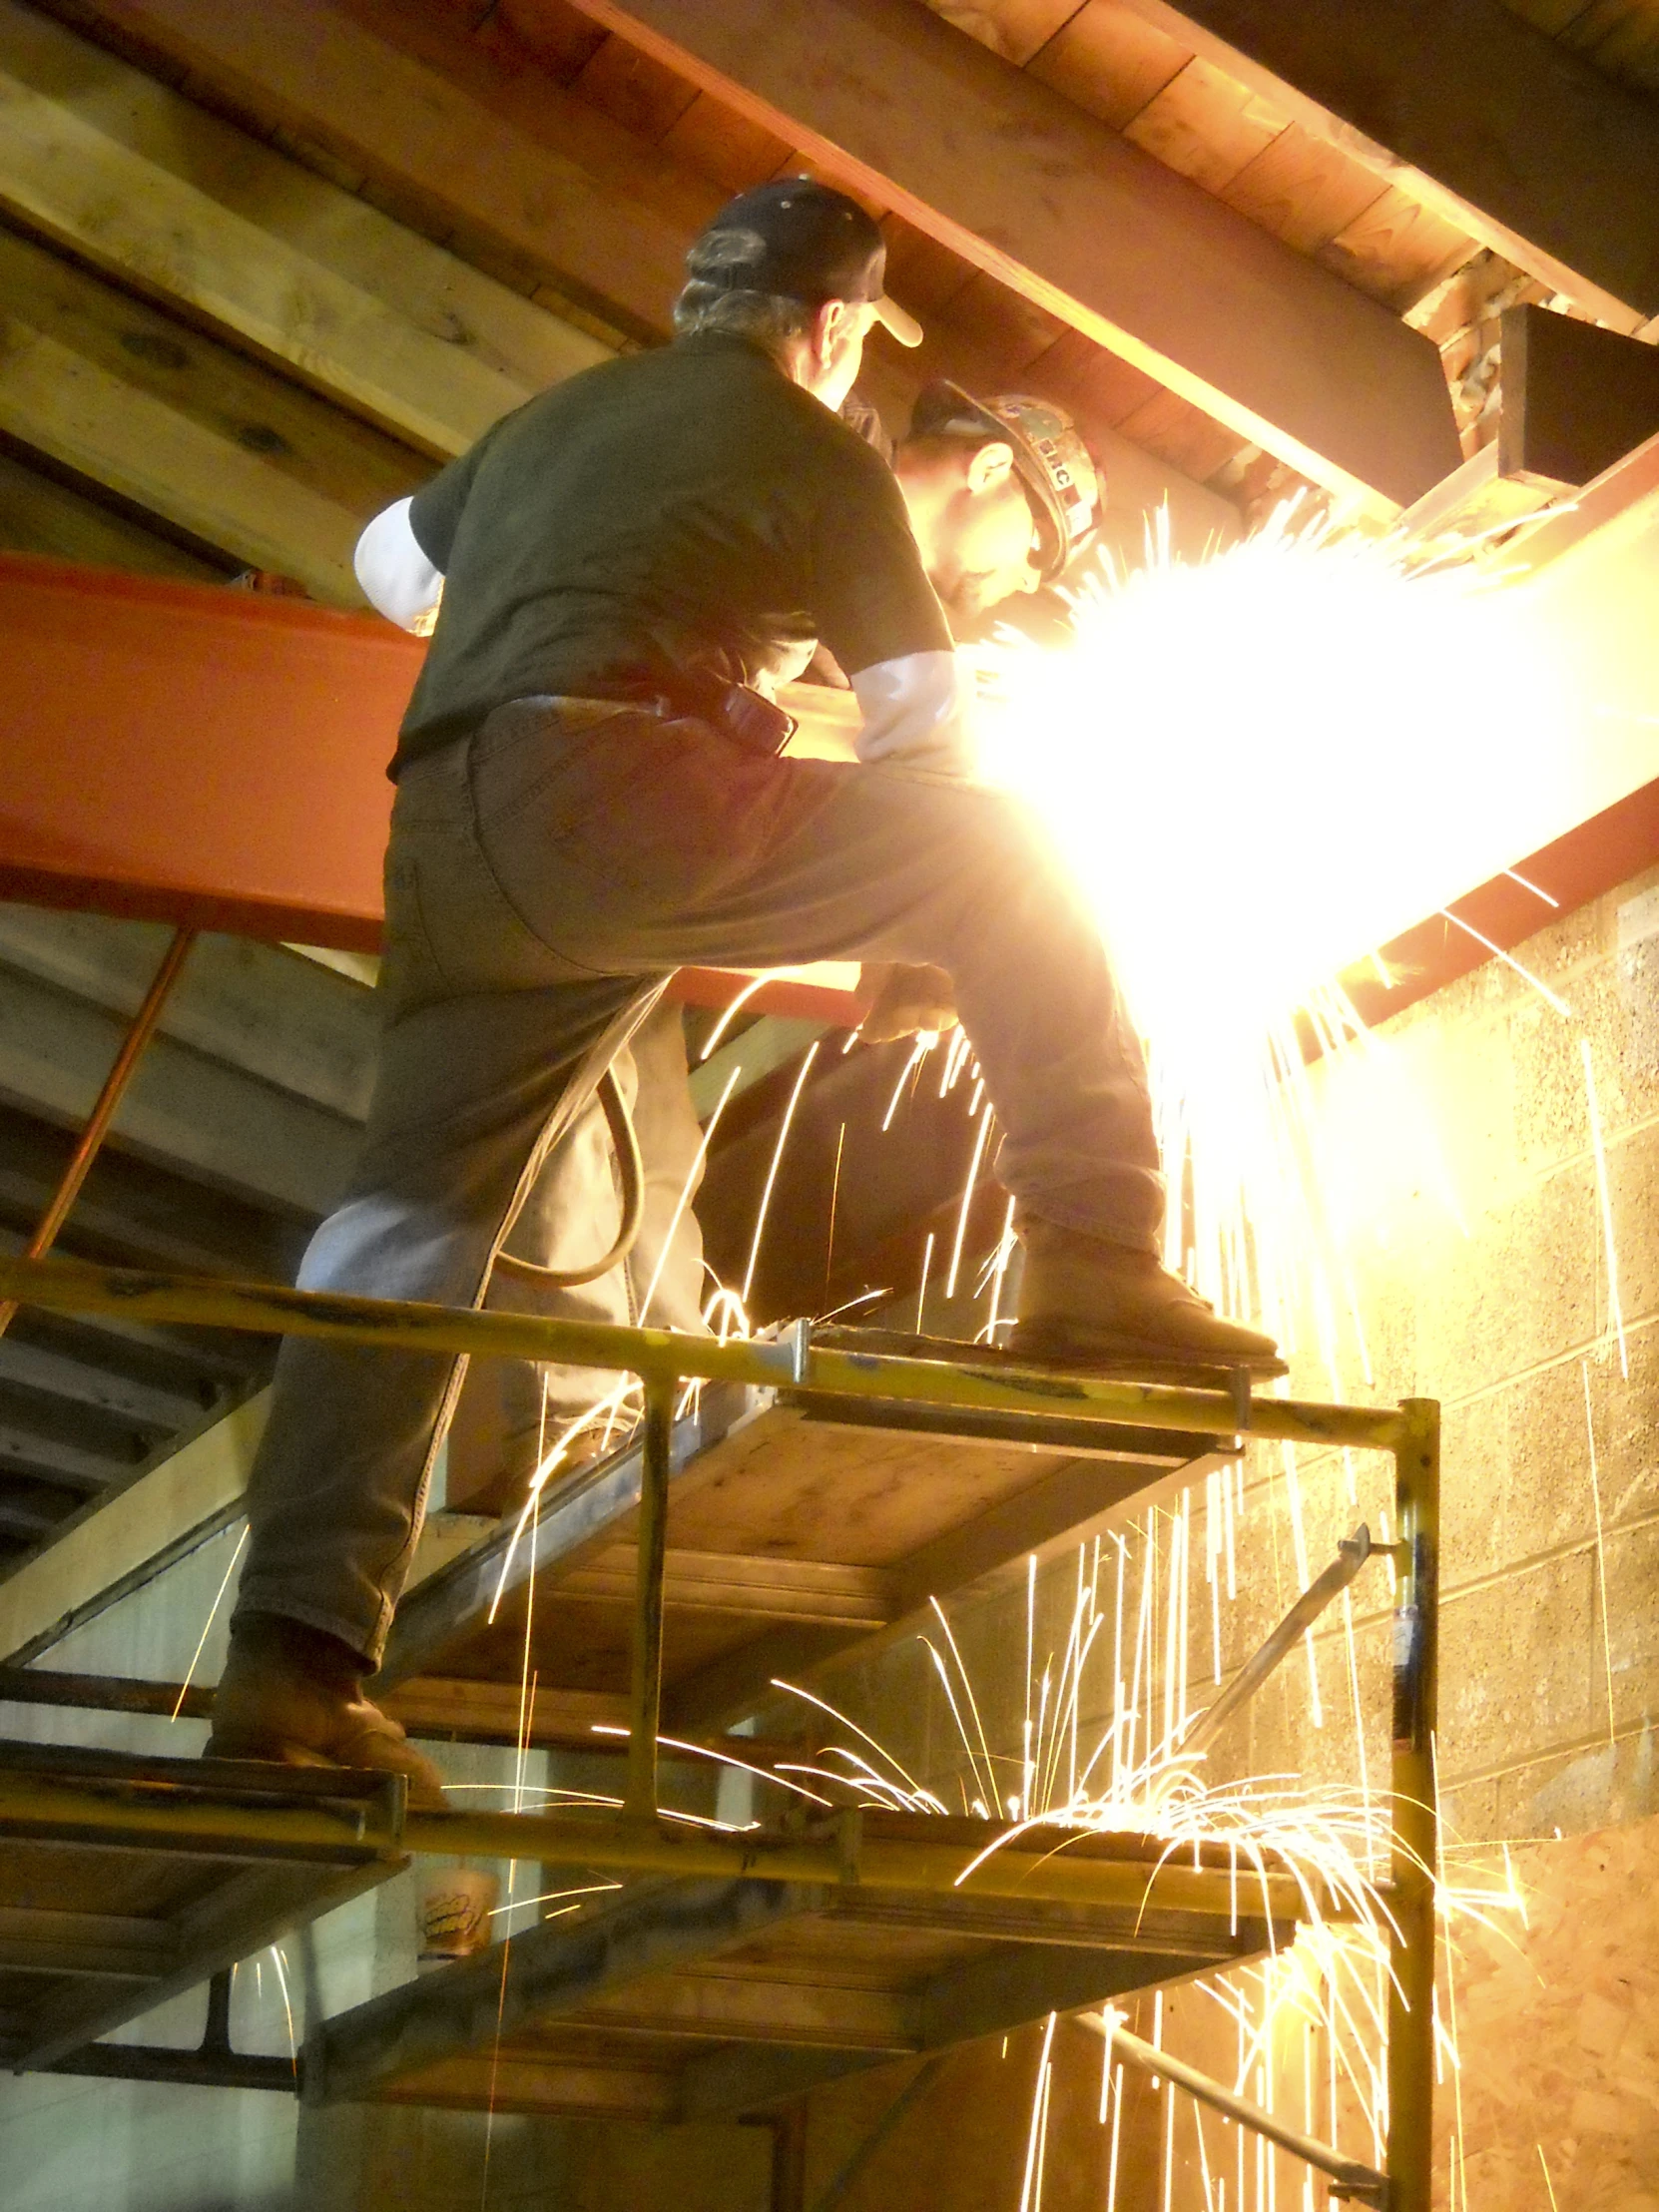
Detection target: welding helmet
<box><xmin>909</xmin><ymin>380</ymin><xmax>1100</xmax><ymax>582</ymax></box>
<box><xmin>686</xmin><ymin>179</ymin><xmax>922</xmax><ymax>348</ymax></box>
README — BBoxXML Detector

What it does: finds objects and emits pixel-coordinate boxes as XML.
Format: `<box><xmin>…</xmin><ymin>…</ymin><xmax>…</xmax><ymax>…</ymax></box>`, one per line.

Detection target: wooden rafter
<box><xmin>0</xmin><ymin>0</ymin><xmax>612</xmax><ymax>456</ymax></box>
<box><xmin>49</xmin><ymin>0</ymin><xmax>1245</xmax><ymax>523</ymax></box>
<box><xmin>72</xmin><ymin>0</ymin><xmax>723</xmax><ymax>339</ymax></box>
<box><xmin>0</xmin><ymin>221</ymin><xmax>423</xmax><ymax>599</ymax></box>
<box><xmin>560</xmin><ymin>0</ymin><xmax>1461</xmax><ymax>510</ymax></box>
<box><xmin>1112</xmin><ymin>0</ymin><xmax>1659</xmax><ymax>330</ymax></box>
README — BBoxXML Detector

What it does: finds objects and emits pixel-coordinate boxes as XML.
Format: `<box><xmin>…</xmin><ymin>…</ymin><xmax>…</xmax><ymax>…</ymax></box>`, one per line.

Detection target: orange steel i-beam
<box><xmin>7</xmin><ymin>549</ymin><xmax>1659</xmax><ymax>1035</ymax></box>
<box><xmin>0</xmin><ymin>553</ymin><xmax>860</xmax><ymax>1023</ymax></box>
<box><xmin>0</xmin><ymin>924</ymin><xmax>196</xmax><ymax>1340</ymax></box>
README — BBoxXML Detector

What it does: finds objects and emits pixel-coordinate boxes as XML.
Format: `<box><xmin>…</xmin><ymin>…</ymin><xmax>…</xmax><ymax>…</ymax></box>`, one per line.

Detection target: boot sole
<box><xmin>812</xmin><ymin>1320</ymin><xmax>1287</xmax><ymax>1385</ymax></box>
<box><xmin>206</xmin><ymin>1731</ymin><xmax>449</xmax><ymax>1811</ymax></box>
<box><xmin>1007</xmin><ymin>1318</ymin><xmax>1287</xmax><ymax>1382</ymax></box>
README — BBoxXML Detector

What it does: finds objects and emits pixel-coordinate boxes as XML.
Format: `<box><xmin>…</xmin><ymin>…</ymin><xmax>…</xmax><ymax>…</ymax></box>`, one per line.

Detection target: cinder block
<box><xmin>1492</xmin><ymin>1724</ymin><xmax>1659</xmax><ymax>1842</ymax></box>
<box><xmin>1602</xmin><ymin>1115</ymin><xmax>1659</xmax><ymax>1325</ymax></box>
<box><xmin>1501</xmin><ymin>876</ymin><xmax>1616</xmax><ymax>990</ymax></box>
<box><xmin>1438</xmin><ymin>1549</ymin><xmax>1596</xmax><ymax>1775</ymax></box>
<box><xmin>1549</xmin><ymin>951</ymin><xmax>1659</xmax><ymax>1143</ymax></box>
<box><xmin>1598</xmin><ymin>1516</ymin><xmax>1659</xmax><ymax>1731</ymax></box>
<box><xmin>1414</xmin><ymin>1158</ymin><xmax>1600</xmax><ymax>1403</ymax></box>
<box><xmin>1508</xmin><ymin>985</ymin><xmax>1597</xmax><ymax>1178</ymax></box>
<box><xmin>1439</xmin><ymin>1770</ymin><xmax>1499</xmax><ymax>1843</ymax></box>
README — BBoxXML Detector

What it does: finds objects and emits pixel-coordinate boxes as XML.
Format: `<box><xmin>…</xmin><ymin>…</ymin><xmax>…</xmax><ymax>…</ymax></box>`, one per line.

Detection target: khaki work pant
<box><xmin>235</xmin><ymin>697</ymin><xmax>1163</xmax><ymax>1664</ymax></box>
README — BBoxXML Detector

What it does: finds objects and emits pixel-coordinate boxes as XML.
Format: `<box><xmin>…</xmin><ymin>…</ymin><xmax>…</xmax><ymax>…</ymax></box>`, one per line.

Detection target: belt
<box><xmin>587</xmin><ymin>667</ymin><xmax>798</xmax><ymax>758</ymax></box>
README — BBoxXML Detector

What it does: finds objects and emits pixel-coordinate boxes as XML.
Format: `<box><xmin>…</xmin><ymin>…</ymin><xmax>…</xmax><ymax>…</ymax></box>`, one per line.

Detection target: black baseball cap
<box><xmin>909</xmin><ymin>379</ymin><xmax>1100</xmax><ymax>582</ymax></box>
<box><xmin>686</xmin><ymin>178</ymin><xmax>923</xmax><ymax>348</ymax></box>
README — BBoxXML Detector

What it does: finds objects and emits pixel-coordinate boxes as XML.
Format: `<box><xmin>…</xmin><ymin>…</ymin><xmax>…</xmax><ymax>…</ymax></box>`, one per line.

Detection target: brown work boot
<box><xmin>207</xmin><ymin>1613</ymin><xmax>447</xmax><ymax>1811</ymax></box>
<box><xmin>1009</xmin><ymin>1216</ymin><xmax>1285</xmax><ymax>1375</ymax></box>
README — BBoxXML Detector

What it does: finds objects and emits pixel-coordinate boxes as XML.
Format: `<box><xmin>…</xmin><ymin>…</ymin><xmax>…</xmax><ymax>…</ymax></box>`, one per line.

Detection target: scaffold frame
<box><xmin>0</xmin><ymin>1253</ymin><xmax>1437</xmax><ymax>2210</ymax></box>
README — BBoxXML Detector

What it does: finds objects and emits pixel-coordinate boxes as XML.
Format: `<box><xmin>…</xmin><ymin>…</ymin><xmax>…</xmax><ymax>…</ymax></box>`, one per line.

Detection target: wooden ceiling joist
<box><xmin>0</xmin><ymin>0</ymin><xmax>612</xmax><ymax>457</ymax></box>
<box><xmin>0</xmin><ymin>218</ymin><xmax>424</xmax><ymax>599</ymax></box>
<box><xmin>74</xmin><ymin>0</ymin><xmax>724</xmax><ymax>342</ymax></box>
<box><xmin>0</xmin><ymin>443</ymin><xmax>230</xmax><ymax>579</ymax></box>
<box><xmin>563</xmin><ymin>0</ymin><xmax>1462</xmax><ymax>511</ymax></box>
<box><xmin>1113</xmin><ymin>0</ymin><xmax>1659</xmax><ymax>331</ymax></box>
<box><xmin>39</xmin><ymin>0</ymin><xmax>1250</xmax><ymax>533</ymax></box>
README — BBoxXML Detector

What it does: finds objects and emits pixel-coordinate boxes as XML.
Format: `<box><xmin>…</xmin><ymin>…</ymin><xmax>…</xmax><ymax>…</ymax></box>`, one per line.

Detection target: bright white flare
<box><xmin>978</xmin><ymin>502</ymin><xmax>1563</xmax><ymax>1021</ymax></box>
<box><xmin>974</xmin><ymin>502</ymin><xmax>1565</xmax><ymax>1360</ymax></box>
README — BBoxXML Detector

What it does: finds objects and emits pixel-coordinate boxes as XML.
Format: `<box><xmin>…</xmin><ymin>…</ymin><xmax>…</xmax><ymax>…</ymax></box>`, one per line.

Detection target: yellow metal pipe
<box><xmin>1385</xmin><ymin>1397</ymin><xmax>1440</xmax><ymax>2212</ymax></box>
<box><xmin>0</xmin><ymin>1256</ymin><xmax>1402</xmax><ymax>1451</ymax></box>
<box><xmin>625</xmin><ymin>1379</ymin><xmax>674</xmax><ymax>1819</ymax></box>
<box><xmin>0</xmin><ymin>1771</ymin><xmax>1317</xmax><ymax>1921</ymax></box>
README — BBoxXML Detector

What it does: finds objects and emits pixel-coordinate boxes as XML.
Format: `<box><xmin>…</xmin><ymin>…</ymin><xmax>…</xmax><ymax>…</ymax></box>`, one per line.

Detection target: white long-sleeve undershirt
<box><xmin>353</xmin><ymin>497</ymin><xmax>443</xmax><ymax>632</ymax></box>
<box><xmin>851</xmin><ymin>649</ymin><xmax>980</xmax><ymax>778</ymax></box>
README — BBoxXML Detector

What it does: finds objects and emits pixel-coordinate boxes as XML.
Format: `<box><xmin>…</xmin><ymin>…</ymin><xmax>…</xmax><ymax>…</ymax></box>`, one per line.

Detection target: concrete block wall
<box><xmin>1253</xmin><ymin>857</ymin><xmax>1659</xmax><ymax>1845</ymax></box>
<box><xmin>787</xmin><ymin>858</ymin><xmax>1659</xmax><ymax>2209</ymax></box>
<box><xmin>827</xmin><ymin>854</ymin><xmax>1659</xmax><ymax>1846</ymax></box>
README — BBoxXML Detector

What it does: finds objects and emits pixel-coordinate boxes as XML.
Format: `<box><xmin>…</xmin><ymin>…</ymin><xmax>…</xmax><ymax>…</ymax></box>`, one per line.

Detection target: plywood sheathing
<box><xmin>1436</xmin><ymin>1816</ymin><xmax>1659</xmax><ymax>2210</ymax></box>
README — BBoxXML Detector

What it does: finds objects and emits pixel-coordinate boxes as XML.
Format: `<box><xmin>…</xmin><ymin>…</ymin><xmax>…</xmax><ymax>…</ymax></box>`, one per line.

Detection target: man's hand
<box><xmin>858</xmin><ymin>961</ymin><xmax>959</xmax><ymax>1042</ymax></box>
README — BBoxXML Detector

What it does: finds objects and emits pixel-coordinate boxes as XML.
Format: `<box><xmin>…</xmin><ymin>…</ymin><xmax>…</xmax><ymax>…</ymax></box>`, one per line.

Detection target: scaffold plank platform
<box><xmin>0</xmin><ymin>1740</ymin><xmax>405</xmax><ymax>2073</ymax></box>
<box><xmin>382</xmin><ymin>1349</ymin><xmax>1236</xmax><ymax>1743</ymax></box>
<box><xmin>309</xmin><ymin>1818</ymin><xmax>1297</xmax><ymax>2120</ymax></box>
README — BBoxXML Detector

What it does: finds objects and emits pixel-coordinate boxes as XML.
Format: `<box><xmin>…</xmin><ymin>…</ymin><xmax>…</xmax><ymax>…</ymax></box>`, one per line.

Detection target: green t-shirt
<box><xmin>396</xmin><ymin>331</ymin><xmax>949</xmax><ymax>770</ymax></box>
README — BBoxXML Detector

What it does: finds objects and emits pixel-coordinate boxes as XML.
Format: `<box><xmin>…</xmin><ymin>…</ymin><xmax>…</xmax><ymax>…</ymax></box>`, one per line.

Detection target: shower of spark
<box><xmin>972</xmin><ymin>499</ymin><xmax>1568</xmax><ymax>1371</ymax></box>
<box><xmin>748</xmin><ymin>1510</ymin><xmax>1523</xmax><ymax>2211</ymax></box>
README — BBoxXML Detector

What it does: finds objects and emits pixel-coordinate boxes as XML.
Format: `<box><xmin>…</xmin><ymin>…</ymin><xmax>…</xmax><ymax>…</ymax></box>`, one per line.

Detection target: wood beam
<box><xmin>664</xmin><ymin>1445</ymin><xmax>1223</xmax><ymax>1734</ymax></box>
<box><xmin>380</xmin><ymin>1675</ymin><xmax>629</xmax><ymax>1746</ymax></box>
<box><xmin>0</xmin><ymin>1338</ymin><xmax>205</xmax><ymax>1432</ymax></box>
<box><xmin>0</xmin><ymin>221</ymin><xmax>423</xmax><ymax>598</ymax></box>
<box><xmin>1113</xmin><ymin>0</ymin><xmax>1659</xmax><ymax>331</ymax></box>
<box><xmin>51</xmin><ymin>0</ymin><xmax>1238</xmax><ymax>527</ymax></box>
<box><xmin>0</xmin><ymin>1115</ymin><xmax>308</xmax><ymax>1293</ymax></box>
<box><xmin>824</xmin><ymin>1890</ymin><xmax>1254</xmax><ymax>1956</ymax></box>
<box><xmin>372</xmin><ymin>2053</ymin><xmax>676</xmax><ymax>2119</ymax></box>
<box><xmin>565</xmin><ymin>0</ymin><xmax>1461</xmax><ymax>511</ymax></box>
<box><xmin>0</xmin><ymin>961</ymin><xmax>361</xmax><ymax>1216</ymax></box>
<box><xmin>377</xmin><ymin>1382</ymin><xmax>765</xmax><ymax>1684</ymax></box>
<box><xmin>0</xmin><ymin>442</ymin><xmax>229</xmax><ymax>578</ymax></box>
<box><xmin>0</xmin><ymin>1421</ymin><xmax>131</xmax><ymax>1491</ymax></box>
<box><xmin>1500</xmin><ymin>302</ymin><xmax>1659</xmax><ymax>490</ymax></box>
<box><xmin>0</xmin><ymin>1904</ymin><xmax>175</xmax><ymax>1982</ymax></box>
<box><xmin>311</xmin><ymin>1875</ymin><xmax>818</xmax><ymax>2106</ymax></box>
<box><xmin>0</xmin><ymin>907</ymin><xmax>376</xmax><ymax>1121</ymax></box>
<box><xmin>79</xmin><ymin>0</ymin><xmax>721</xmax><ymax>342</ymax></box>
<box><xmin>561</xmin><ymin>1546</ymin><xmax>893</xmax><ymax>1626</ymax></box>
<box><xmin>583</xmin><ymin>1969</ymin><xmax>917</xmax><ymax>2047</ymax></box>
<box><xmin>676</xmin><ymin>1943</ymin><xmax>1226</xmax><ymax>2119</ymax></box>
<box><xmin>0</xmin><ymin>1</ymin><xmax>610</xmax><ymax>454</ymax></box>
<box><xmin>914</xmin><ymin>1940</ymin><xmax>1220</xmax><ymax>2050</ymax></box>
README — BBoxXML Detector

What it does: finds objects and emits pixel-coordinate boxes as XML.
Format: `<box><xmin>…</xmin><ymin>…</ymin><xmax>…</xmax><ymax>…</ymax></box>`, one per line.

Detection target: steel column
<box><xmin>0</xmin><ymin>927</ymin><xmax>195</xmax><ymax>1339</ymax></box>
<box><xmin>1386</xmin><ymin>1397</ymin><xmax>1441</xmax><ymax>2212</ymax></box>
<box><xmin>626</xmin><ymin>1378</ymin><xmax>675</xmax><ymax>1819</ymax></box>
